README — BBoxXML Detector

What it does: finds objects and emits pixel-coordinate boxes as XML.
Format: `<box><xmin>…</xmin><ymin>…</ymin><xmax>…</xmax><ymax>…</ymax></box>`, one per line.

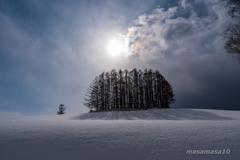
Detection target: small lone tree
<box><xmin>57</xmin><ymin>104</ymin><xmax>66</xmax><ymax>115</ymax></box>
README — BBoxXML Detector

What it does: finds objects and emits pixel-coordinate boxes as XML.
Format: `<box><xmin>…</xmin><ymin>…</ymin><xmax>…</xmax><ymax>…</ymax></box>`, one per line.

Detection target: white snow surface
<box><xmin>0</xmin><ymin>108</ymin><xmax>240</xmax><ymax>160</ymax></box>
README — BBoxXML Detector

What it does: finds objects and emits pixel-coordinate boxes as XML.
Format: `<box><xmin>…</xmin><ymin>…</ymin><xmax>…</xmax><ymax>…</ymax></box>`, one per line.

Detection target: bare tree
<box><xmin>222</xmin><ymin>22</ymin><xmax>240</xmax><ymax>61</ymax></box>
<box><xmin>222</xmin><ymin>0</ymin><xmax>240</xmax><ymax>18</ymax></box>
<box><xmin>57</xmin><ymin>104</ymin><xmax>66</xmax><ymax>115</ymax></box>
<box><xmin>222</xmin><ymin>0</ymin><xmax>240</xmax><ymax>62</ymax></box>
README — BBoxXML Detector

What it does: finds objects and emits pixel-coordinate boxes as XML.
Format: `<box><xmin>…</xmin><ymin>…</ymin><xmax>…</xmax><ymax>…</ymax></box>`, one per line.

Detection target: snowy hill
<box><xmin>0</xmin><ymin>109</ymin><xmax>240</xmax><ymax>160</ymax></box>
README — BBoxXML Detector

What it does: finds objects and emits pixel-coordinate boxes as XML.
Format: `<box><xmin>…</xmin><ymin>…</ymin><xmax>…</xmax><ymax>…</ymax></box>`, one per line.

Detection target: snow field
<box><xmin>0</xmin><ymin>109</ymin><xmax>240</xmax><ymax>160</ymax></box>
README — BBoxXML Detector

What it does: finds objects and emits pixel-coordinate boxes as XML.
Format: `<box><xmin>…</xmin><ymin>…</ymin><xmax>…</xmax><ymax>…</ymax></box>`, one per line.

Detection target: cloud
<box><xmin>123</xmin><ymin>0</ymin><xmax>230</xmax><ymax>60</ymax></box>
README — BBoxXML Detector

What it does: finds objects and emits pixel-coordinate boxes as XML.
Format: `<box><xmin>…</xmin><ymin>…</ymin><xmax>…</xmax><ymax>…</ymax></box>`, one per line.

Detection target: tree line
<box><xmin>84</xmin><ymin>69</ymin><xmax>175</xmax><ymax>112</ymax></box>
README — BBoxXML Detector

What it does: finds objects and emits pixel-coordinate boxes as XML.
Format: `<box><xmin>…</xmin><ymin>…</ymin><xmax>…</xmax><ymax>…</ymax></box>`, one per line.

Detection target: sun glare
<box><xmin>108</xmin><ymin>39</ymin><xmax>123</xmax><ymax>56</ymax></box>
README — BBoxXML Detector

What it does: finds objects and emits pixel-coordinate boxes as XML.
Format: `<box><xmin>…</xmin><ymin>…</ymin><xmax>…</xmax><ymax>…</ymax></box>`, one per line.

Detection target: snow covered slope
<box><xmin>0</xmin><ymin>109</ymin><xmax>240</xmax><ymax>160</ymax></box>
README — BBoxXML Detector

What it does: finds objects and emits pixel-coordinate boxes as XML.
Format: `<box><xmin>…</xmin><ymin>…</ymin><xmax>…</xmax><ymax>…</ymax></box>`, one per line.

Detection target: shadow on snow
<box><xmin>73</xmin><ymin>109</ymin><xmax>233</xmax><ymax>120</ymax></box>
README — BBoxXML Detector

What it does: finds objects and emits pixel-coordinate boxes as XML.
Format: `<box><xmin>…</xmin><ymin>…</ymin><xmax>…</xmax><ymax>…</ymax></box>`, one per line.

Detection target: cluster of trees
<box><xmin>84</xmin><ymin>69</ymin><xmax>175</xmax><ymax>112</ymax></box>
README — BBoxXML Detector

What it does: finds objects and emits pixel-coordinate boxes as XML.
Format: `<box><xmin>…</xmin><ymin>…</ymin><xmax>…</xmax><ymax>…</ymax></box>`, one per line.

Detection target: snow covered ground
<box><xmin>0</xmin><ymin>108</ymin><xmax>240</xmax><ymax>160</ymax></box>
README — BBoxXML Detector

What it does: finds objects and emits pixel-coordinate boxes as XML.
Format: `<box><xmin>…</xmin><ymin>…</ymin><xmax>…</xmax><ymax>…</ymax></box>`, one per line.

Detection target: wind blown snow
<box><xmin>0</xmin><ymin>109</ymin><xmax>240</xmax><ymax>160</ymax></box>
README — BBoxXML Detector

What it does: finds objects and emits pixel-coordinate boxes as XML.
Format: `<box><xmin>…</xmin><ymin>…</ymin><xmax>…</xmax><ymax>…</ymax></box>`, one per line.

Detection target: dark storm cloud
<box><xmin>164</xmin><ymin>22</ymin><xmax>194</xmax><ymax>41</ymax></box>
<box><xmin>122</xmin><ymin>0</ymin><xmax>240</xmax><ymax>110</ymax></box>
<box><xmin>124</xmin><ymin>0</ymin><xmax>222</xmax><ymax>59</ymax></box>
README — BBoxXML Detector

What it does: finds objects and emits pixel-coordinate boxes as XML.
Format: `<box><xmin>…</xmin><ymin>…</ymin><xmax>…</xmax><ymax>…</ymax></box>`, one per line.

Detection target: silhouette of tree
<box><xmin>138</xmin><ymin>69</ymin><xmax>144</xmax><ymax>109</ymax></box>
<box><xmin>124</xmin><ymin>69</ymin><xmax>129</xmax><ymax>110</ymax></box>
<box><xmin>222</xmin><ymin>0</ymin><xmax>240</xmax><ymax>18</ymax></box>
<box><xmin>84</xmin><ymin>77</ymin><xmax>100</xmax><ymax>111</ymax></box>
<box><xmin>222</xmin><ymin>22</ymin><xmax>240</xmax><ymax>61</ymax></box>
<box><xmin>57</xmin><ymin>104</ymin><xmax>66</xmax><ymax>115</ymax></box>
<box><xmin>105</xmin><ymin>72</ymin><xmax>111</xmax><ymax>111</ymax></box>
<box><xmin>222</xmin><ymin>0</ymin><xmax>240</xmax><ymax>62</ymax></box>
<box><xmin>99</xmin><ymin>72</ymin><xmax>105</xmax><ymax>111</ymax></box>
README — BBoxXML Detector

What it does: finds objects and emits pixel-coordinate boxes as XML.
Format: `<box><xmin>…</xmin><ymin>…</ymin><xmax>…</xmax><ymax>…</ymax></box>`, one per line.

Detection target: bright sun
<box><xmin>108</xmin><ymin>39</ymin><xmax>123</xmax><ymax>56</ymax></box>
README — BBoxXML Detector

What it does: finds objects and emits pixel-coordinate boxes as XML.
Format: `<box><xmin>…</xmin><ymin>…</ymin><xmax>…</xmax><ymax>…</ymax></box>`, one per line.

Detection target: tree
<box><xmin>84</xmin><ymin>77</ymin><xmax>100</xmax><ymax>111</ymax></box>
<box><xmin>99</xmin><ymin>72</ymin><xmax>105</xmax><ymax>111</ymax></box>
<box><xmin>222</xmin><ymin>0</ymin><xmax>240</xmax><ymax>62</ymax></box>
<box><xmin>118</xmin><ymin>69</ymin><xmax>124</xmax><ymax>110</ymax></box>
<box><xmin>57</xmin><ymin>104</ymin><xmax>66</xmax><ymax>115</ymax></box>
<box><xmin>138</xmin><ymin>69</ymin><xmax>144</xmax><ymax>109</ymax></box>
<box><xmin>222</xmin><ymin>22</ymin><xmax>240</xmax><ymax>61</ymax></box>
<box><xmin>124</xmin><ymin>69</ymin><xmax>129</xmax><ymax>110</ymax></box>
<box><xmin>222</xmin><ymin>0</ymin><xmax>240</xmax><ymax>18</ymax></box>
<box><xmin>105</xmin><ymin>72</ymin><xmax>111</xmax><ymax>110</ymax></box>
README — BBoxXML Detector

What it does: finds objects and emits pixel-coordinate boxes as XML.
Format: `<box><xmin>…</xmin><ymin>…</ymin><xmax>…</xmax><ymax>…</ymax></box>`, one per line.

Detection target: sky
<box><xmin>1</xmin><ymin>0</ymin><xmax>240</xmax><ymax>116</ymax></box>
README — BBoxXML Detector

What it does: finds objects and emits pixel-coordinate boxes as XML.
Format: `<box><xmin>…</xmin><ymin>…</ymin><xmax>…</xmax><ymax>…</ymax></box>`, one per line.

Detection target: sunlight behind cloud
<box><xmin>108</xmin><ymin>39</ymin><xmax>123</xmax><ymax>57</ymax></box>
